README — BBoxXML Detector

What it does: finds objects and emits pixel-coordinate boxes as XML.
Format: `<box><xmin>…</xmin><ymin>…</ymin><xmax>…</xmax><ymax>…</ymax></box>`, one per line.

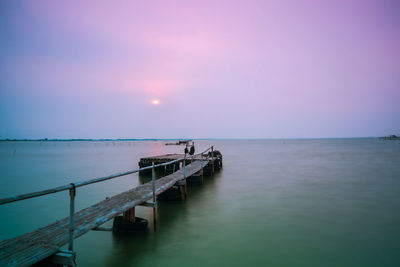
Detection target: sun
<box><xmin>151</xmin><ymin>99</ymin><xmax>161</xmax><ymax>105</ymax></box>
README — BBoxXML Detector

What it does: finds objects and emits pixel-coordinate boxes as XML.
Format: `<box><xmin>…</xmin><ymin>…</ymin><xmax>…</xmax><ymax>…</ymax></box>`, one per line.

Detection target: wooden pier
<box><xmin>0</xmin><ymin>147</ymin><xmax>222</xmax><ymax>266</ymax></box>
<box><xmin>139</xmin><ymin>151</ymin><xmax>223</xmax><ymax>175</ymax></box>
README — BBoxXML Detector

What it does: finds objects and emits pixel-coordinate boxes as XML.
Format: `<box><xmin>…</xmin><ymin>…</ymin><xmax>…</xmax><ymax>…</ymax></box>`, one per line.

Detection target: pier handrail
<box><xmin>0</xmin><ymin>144</ymin><xmax>216</xmax><ymax>260</ymax></box>
<box><xmin>0</xmin><ymin>146</ymin><xmax>213</xmax><ymax>205</ymax></box>
<box><xmin>0</xmin><ymin>158</ymin><xmax>180</xmax><ymax>205</ymax></box>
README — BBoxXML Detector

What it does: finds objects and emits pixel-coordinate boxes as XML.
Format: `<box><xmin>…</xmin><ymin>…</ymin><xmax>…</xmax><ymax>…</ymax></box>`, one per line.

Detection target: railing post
<box><xmin>151</xmin><ymin>162</ymin><xmax>157</xmax><ymax>232</ymax></box>
<box><xmin>152</xmin><ymin>162</ymin><xmax>156</xmax><ymax>203</ymax></box>
<box><xmin>200</xmin><ymin>154</ymin><xmax>204</xmax><ymax>184</ymax></box>
<box><xmin>211</xmin><ymin>146</ymin><xmax>214</xmax><ymax>175</ymax></box>
<box><xmin>183</xmin><ymin>157</ymin><xmax>186</xmax><ymax>179</ymax></box>
<box><xmin>183</xmin><ymin>157</ymin><xmax>187</xmax><ymax>200</ymax></box>
<box><xmin>68</xmin><ymin>183</ymin><xmax>76</xmax><ymax>252</ymax></box>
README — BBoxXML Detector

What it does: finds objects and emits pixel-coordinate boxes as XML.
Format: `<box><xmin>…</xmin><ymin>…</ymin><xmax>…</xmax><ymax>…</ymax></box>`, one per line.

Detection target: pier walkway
<box><xmin>0</xmin><ymin>146</ymin><xmax>222</xmax><ymax>266</ymax></box>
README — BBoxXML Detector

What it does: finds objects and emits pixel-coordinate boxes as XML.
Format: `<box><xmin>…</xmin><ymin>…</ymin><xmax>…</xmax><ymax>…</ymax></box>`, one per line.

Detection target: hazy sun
<box><xmin>151</xmin><ymin>99</ymin><xmax>161</xmax><ymax>105</ymax></box>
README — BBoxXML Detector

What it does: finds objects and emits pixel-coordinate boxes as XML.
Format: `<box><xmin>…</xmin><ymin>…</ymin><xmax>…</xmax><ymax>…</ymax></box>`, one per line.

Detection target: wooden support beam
<box><xmin>176</xmin><ymin>179</ymin><xmax>187</xmax><ymax>200</ymax></box>
<box><xmin>123</xmin><ymin>207</ymin><xmax>135</xmax><ymax>222</ymax></box>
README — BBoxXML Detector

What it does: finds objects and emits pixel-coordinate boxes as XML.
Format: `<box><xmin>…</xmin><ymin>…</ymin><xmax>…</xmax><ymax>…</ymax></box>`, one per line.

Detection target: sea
<box><xmin>0</xmin><ymin>139</ymin><xmax>399</xmax><ymax>266</ymax></box>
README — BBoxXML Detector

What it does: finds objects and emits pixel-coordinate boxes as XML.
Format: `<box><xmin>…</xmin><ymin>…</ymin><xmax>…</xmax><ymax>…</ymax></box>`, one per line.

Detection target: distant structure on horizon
<box><xmin>379</xmin><ymin>134</ymin><xmax>400</xmax><ymax>140</ymax></box>
<box><xmin>165</xmin><ymin>140</ymin><xmax>192</xmax><ymax>146</ymax></box>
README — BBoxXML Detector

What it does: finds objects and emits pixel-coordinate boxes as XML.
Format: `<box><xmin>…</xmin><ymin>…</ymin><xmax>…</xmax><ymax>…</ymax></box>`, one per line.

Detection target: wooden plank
<box><xmin>139</xmin><ymin>154</ymin><xmax>209</xmax><ymax>162</ymax></box>
<box><xmin>0</xmin><ymin>161</ymin><xmax>205</xmax><ymax>267</ymax></box>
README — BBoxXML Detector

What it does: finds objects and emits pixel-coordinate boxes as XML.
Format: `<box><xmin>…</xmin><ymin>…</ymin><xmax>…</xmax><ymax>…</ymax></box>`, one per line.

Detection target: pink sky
<box><xmin>0</xmin><ymin>0</ymin><xmax>399</xmax><ymax>138</ymax></box>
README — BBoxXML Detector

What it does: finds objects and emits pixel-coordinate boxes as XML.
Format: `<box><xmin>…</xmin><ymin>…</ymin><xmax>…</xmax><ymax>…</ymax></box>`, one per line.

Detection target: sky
<box><xmin>0</xmin><ymin>0</ymin><xmax>399</xmax><ymax>139</ymax></box>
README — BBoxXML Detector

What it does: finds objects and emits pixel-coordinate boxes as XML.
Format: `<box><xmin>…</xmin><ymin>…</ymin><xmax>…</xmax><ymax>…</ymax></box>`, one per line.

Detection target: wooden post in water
<box><xmin>123</xmin><ymin>207</ymin><xmax>135</xmax><ymax>222</ymax></box>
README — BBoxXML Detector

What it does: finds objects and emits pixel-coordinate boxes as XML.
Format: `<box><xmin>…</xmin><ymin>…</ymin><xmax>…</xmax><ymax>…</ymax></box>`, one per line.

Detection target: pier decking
<box><xmin>139</xmin><ymin>152</ymin><xmax>222</xmax><ymax>174</ymax></box>
<box><xmin>0</xmin><ymin>147</ymin><xmax>222</xmax><ymax>266</ymax></box>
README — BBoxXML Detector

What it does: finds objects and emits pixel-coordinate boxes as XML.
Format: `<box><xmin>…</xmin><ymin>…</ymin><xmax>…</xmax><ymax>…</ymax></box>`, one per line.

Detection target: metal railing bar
<box><xmin>0</xmin><ymin>147</ymin><xmax>213</xmax><ymax>205</ymax></box>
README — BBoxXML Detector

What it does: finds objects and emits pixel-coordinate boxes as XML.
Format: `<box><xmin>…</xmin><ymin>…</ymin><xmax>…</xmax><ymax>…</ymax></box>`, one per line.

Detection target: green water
<box><xmin>1</xmin><ymin>139</ymin><xmax>399</xmax><ymax>266</ymax></box>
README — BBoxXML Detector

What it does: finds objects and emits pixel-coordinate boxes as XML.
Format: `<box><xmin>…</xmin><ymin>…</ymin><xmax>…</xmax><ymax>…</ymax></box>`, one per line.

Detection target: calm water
<box><xmin>1</xmin><ymin>139</ymin><xmax>400</xmax><ymax>266</ymax></box>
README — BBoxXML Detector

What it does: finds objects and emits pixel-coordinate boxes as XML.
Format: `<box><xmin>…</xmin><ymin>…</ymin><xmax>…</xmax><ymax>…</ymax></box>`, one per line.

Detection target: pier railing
<box><xmin>0</xmin><ymin>145</ymin><xmax>214</xmax><ymax>252</ymax></box>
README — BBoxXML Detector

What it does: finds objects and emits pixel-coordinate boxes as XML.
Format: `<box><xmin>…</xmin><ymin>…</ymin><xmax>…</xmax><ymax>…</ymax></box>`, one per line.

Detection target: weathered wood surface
<box><xmin>0</xmin><ymin>161</ymin><xmax>206</xmax><ymax>267</ymax></box>
<box><xmin>141</xmin><ymin>154</ymin><xmax>184</xmax><ymax>162</ymax></box>
<box><xmin>139</xmin><ymin>154</ymin><xmax>219</xmax><ymax>165</ymax></box>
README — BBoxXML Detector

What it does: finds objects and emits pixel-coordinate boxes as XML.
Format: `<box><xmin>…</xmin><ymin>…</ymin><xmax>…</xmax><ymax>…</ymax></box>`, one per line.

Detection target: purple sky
<box><xmin>1</xmin><ymin>0</ymin><xmax>399</xmax><ymax>139</ymax></box>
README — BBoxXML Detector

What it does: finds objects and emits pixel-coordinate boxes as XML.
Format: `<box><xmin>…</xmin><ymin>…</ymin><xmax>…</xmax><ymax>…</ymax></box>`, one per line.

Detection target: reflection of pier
<box><xmin>0</xmin><ymin>146</ymin><xmax>222</xmax><ymax>266</ymax></box>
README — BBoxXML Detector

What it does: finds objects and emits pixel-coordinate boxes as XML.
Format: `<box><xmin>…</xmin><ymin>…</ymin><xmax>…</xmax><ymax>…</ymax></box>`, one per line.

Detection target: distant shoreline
<box><xmin>0</xmin><ymin>138</ymin><xmax>194</xmax><ymax>142</ymax></box>
<box><xmin>0</xmin><ymin>137</ymin><xmax>396</xmax><ymax>142</ymax></box>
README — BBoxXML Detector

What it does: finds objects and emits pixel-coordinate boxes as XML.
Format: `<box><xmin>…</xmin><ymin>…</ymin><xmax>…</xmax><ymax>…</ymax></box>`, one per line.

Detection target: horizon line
<box><xmin>0</xmin><ymin>136</ymin><xmax>393</xmax><ymax>142</ymax></box>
